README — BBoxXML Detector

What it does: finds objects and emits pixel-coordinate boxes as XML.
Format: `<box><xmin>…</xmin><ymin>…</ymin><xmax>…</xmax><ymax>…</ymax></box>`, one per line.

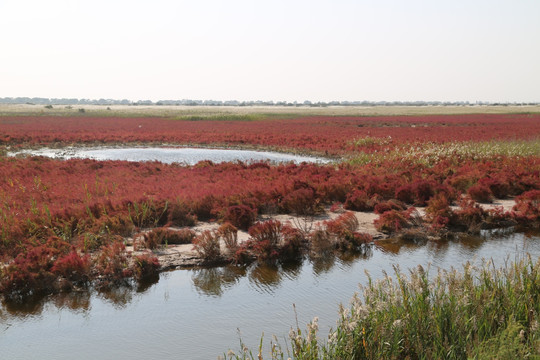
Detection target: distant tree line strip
<box><xmin>0</xmin><ymin>97</ymin><xmax>538</xmax><ymax>107</ymax></box>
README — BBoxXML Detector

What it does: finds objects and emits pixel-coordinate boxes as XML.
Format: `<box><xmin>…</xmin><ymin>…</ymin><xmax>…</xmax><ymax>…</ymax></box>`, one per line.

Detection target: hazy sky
<box><xmin>1</xmin><ymin>0</ymin><xmax>539</xmax><ymax>102</ymax></box>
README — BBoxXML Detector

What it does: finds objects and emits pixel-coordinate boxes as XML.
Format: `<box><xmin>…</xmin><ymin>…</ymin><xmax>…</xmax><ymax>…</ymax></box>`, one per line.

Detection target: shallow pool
<box><xmin>9</xmin><ymin>147</ymin><xmax>331</xmax><ymax>165</ymax></box>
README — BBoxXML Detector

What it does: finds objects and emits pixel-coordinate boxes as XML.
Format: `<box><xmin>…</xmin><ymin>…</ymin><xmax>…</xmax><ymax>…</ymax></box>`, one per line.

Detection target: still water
<box><xmin>9</xmin><ymin>147</ymin><xmax>330</xmax><ymax>165</ymax></box>
<box><xmin>1</xmin><ymin>231</ymin><xmax>539</xmax><ymax>360</ymax></box>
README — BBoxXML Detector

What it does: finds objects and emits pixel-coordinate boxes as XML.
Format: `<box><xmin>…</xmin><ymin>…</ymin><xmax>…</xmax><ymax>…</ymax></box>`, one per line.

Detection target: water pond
<box><xmin>1</xmin><ymin>231</ymin><xmax>539</xmax><ymax>360</ymax></box>
<box><xmin>8</xmin><ymin>147</ymin><xmax>331</xmax><ymax>165</ymax></box>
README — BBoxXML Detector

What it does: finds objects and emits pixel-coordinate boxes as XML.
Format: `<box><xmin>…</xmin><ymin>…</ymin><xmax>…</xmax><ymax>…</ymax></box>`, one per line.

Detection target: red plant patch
<box><xmin>324</xmin><ymin>212</ymin><xmax>359</xmax><ymax>238</ymax></box>
<box><xmin>374</xmin><ymin>199</ymin><xmax>407</xmax><ymax>215</ymax></box>
<box><xmin>246</xmin><ymin>220</ymin><xmax>286</xmax><ymax>262</ymax></box>
<box><xmin>132</xmin><ymin>253</ymin><xmax>160</xmax><ymax>281</ymax></box>
<box><xmin>467</xmin><ymin>184</ymin><xmax>493</xmax><ymax>203</ymax></box>
<box><xmin>512</xmin><ymin>190</ymin><xmax>540</xmax><ymax>225</ymax></box>
<box><xmin>1</xmin><ymin>113</ymin><xmax>540</xmax><ymax>298</ymax></box>
<box><xmin>374</xmin><ymin>208</ymin><xmax>419</xmax><ymax>234</ymax></box>
<box><xmin>222</xmin><ymin>204</ymin><xmax>257</xmax><ymax>230</ymax></box>
<box><xmin>344</xmin><ymin>190</ymin><xmax>376</xmax><ymax>211</ymax></box>
<box><xmin>51</xmin><ymin>250</ymin><xmax>91</xmax><ymax>283</ymax></box>
<box><xmin>218</xmin><ymin>222</ymin><xmax>239</xmax><ymax>255</ymax></box>
<box><xmin>192</xmin><ymin>230</ymin><xmax>221</xmax><ymax>261</ymax></box>
<box><xmin>2</xmin><ymin>114</ymin><xmax>540</xmax><ymax>154</ymax></box>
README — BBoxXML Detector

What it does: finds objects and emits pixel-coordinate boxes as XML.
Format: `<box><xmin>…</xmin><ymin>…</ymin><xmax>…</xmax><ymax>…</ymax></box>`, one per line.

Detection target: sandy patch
<box><xmin>128</xmin><ymin>199</ymin><xmax>517</xmax><ymax>270</ymax></box>
<box><xmin>478</xmin><ymin>199</ymin><xmax>515</xmax><ymax>212</ymax></box>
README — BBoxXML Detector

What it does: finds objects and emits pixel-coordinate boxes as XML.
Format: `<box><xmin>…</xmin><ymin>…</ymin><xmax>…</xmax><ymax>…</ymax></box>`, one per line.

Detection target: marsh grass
<box><xmin>349</xmin><ymin>139</ymin><xmax>540</xmax><ymax>166</ymax></box>
<box><xmin>224</xmin><ymin>255</ymin><xmax>540</xmax><ymax>359</ymax></box>
<box><xmin>405</xmin><ymin>139</ymin><xmax>540</xmax><ymax>159</ymax></box>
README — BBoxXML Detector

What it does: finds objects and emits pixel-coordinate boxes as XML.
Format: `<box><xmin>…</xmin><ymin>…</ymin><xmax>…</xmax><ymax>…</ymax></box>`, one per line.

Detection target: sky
<box><xmin>1</xmin><ymin>0</ymin><xmax>539</xmax><ymax>102</ymax></box>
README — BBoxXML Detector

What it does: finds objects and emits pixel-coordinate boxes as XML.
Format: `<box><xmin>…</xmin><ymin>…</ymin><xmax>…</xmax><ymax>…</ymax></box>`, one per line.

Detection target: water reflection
<box><xmin>0</xmin><ymin>291</ymin><xmax>91</xmax><ymax>318</ymax></box>
<box><xmin>51</xmin><ymin>291</ymin><xmax>91</xmax><ymax>314</ymax></box>
<box><xmin>336</xmin><ymin>247</ymin><xmax>374</xmax><ymax>267</ymax></box>
<box><xmin>97</xmin><ymin>286</ymin><xmax>137</xmax><ymax>308</ymax></box>
<box><xmin>280</xmin><ymin>261</ymin><xmax>303</xmax><ymax>280</ymax></box>
<box><xmin>191</xmin><ymin>266</ymin><xmax>246</xmax><ymax>297</ymax></box>
<box><xmin>375</xmin><ymin>233</ymin><xmax>488</xmax><ymax>256</ymax></box>
<box><xmin>136</xmin><ymin>275</ymin><xmax>161</xmax><ymax>293</ymax></box>
<box><xmin>2</xmin><ymin>295</ymin><xmax>48</xmax><ymax>317</ymax></box>
<box><xmin>310</xmin><ymin>255</ymin><xmax>336</xmax><ymax>275</ymax></box>
<box><xmin>454</xmin><ymin>235</ymin><xmax>485</xmax><ymax>250</ymax></box>
<box><xmin>1</xmin><ymin>231</ymin><xmax>539</xmax><ymax>319</ymax></box>
<box><xmin>248</xmin><ymin>264</ymin><xmax>283</xmax><ymax>293</ymax></box>
<box><xmin>190</xmin><ymin>262</ymin><xmax>304</xmax><ymax>296</ymax></box>
<box><xmin>0</xmin><ymin>277</ymin><xmax>160</xmax><ymax>317</ymax></box>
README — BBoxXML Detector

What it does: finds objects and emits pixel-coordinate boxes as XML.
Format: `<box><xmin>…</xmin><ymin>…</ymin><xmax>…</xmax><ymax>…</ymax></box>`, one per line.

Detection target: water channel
<box><xmin>1</xmin><ymin>231</ymin><xmax>539</xmax><ymax>360</ymax></box>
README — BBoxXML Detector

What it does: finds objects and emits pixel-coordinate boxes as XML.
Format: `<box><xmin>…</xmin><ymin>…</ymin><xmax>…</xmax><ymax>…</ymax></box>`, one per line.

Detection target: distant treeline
<box><xmin>0</xmin><ymin>97</ymin><xmax>538</xmax><ymax>107</ymax></box>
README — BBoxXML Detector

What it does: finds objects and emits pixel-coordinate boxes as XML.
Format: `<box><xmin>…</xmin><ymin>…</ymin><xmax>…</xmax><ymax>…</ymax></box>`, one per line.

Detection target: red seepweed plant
<box><xmin>192</xmin><ymin>230</ymin><xmax>221</xmax><ymax>261</ymax></box>
<box><xmin>1</xmin><ymin>113</ymin><xmax>540</xmax><ymax>299</ymax></box>
<box><xmin>512</xmin><ymin>190</ymin><xmax>540</xmax><ymax>226</ymax></box>
<box><xmin>323</xmin><ymin>211</ymin><xmax>372</xmax><ymax>251</ymax></box>
<box><xmin>2</xmin><ymin>114</ymin><xmax>540</xmax><ymax>154</ymax></box>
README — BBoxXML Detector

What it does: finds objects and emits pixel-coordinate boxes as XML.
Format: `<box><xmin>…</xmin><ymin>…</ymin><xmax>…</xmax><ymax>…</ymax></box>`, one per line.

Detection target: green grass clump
<box><xmin>224</xmin><ymin>255</ymin><xmax>540</xmax><ymax>359</ymax></box>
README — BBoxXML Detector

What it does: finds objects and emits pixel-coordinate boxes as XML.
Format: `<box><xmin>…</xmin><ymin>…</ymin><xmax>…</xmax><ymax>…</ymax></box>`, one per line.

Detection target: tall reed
<box><xmin>224</xmin><ymin>255</ymin><xmax>540</xmax><ymax>359</ymax></box>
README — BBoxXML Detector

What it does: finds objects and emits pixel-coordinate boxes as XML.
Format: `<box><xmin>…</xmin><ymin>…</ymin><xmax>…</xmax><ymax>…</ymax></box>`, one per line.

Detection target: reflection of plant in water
<box><xmin>423</xmin><ymin>230</ymin><xmax>522</xmax><ymax>255</ymax></box>
<box><xmin>249</xmin><ymin>264</ymin><xmax>282</xmax><ymax>290</ymax></box>
<box><xmin>191</xmin><ymin>262</ymin><xmax>306</xmax><ymax>297</ymax></box>
<box><xmin>97</xmin><ymin>286</ymin><xmax>135</xmax><ymax>309</ymax></box>
<box><xmin>336</xmin><ymin>246</ymin><xmax>373</xmax><ymax>267</ymax></box>
<box><xmin>52</xmin><ymin>291</ymin><xmax>91</xmax><ymax>313</ymax></box>
<box><xmin>1</xmin><ymin>276</ymin><xmax>160</xmax><ymax>317</ymax></box>
<box><xmin>310</xmin><ymin>237</ymin><xmax>373</xmax><ymax>273</ymax></box>
<box><xmin>280</xmin><ymin>261</ymin><xmax>303</xmax><ymax>280</ymax></box>
<box><xmin>135</xmin><ymin>271</ymin><xmax>160</xmax><ymax>293</ymax></box>
<box><xmin>191</xmin><ymin>266</ymin><xmax>247</xmax><ymax>297</ymax></box>
<box><xmin>192</xmin><ymin>268</ymin><xmax>224</xmax><ymax>297</ymax></box>
<box><xmin>310</xmin><ymin>255</ymin><xmax>336</xmax><ymax>276</ymax></box>
<box><xmin>2</xmin><ymin>295</ymin><xmax>47</xmax><ymax>316</ymax></box>
<box><xmin>221</xmin><ymin>265</ymin><xmax>247</xmax><ymax>284</ymax></box>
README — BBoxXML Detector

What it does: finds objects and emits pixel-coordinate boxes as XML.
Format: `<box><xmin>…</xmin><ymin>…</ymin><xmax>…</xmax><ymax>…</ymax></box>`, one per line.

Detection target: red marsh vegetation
<box><xmin>1</xmin><ymin>114</ymin><xmax>540</xmax><ymax>155</ymax></box>
<box><xmin>1</xmin><ymin>113</ymin><xmax>539</xmax><ymax>300</ymax></box>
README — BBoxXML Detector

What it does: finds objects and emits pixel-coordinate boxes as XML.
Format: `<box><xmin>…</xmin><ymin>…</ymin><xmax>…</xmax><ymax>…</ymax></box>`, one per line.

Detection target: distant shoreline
<box><xmin>1</xmin><ymin>103</ymin><xmax>540</xmax><ymax>117</ymax></box>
